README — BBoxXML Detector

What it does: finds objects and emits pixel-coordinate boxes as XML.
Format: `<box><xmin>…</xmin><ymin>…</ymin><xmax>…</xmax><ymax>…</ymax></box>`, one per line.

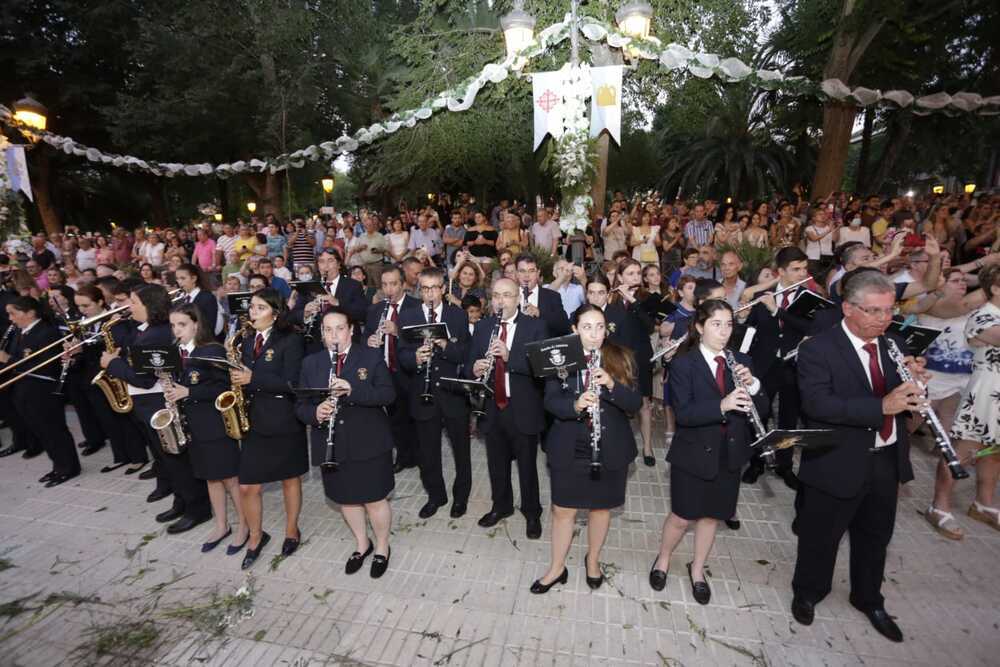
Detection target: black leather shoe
<box><xmin>227</xmin><ymin>532</ymin><xmax>250</xmax><ymax>556</ymax></box>
<box><xmin>643</xmin><ymin>455</ymin><xmax>656</xmax><ymax>467</ymax></box>
<box><xmin>44</xmin><ymin>471</ymin><xmax>79</xmax><ymax>488</ymax></box>
<box><xmin>0</xmin><ymin>446</ymin><xmax>22</xmax><ymax>458</ymax></box>
<box><xmin>147</xmin><ymin>488</ymin><xmax>171</xmax><ymax>503</ymax></box>
<box><xmin>281</xmin><ymin>535</ymin><xmax>301</xmax><ymax>557</ymax></box>
<box><xmin>741</xmin><ymin>463</ymin><xmax>764</xmax><ymax>484</ymax></box>
<box><xmin>345</xmin><ymin>540</ymin><xmax>373</xmax><ymax>574</ymax></box>
<box><xmin>38</xmin><ymin>471</ymin><xmax>56</xmax><ymax>484</ymax></box>
<box><xmin>856</xmin><ymin>605</ymin><xmax>903</xmax><ymax>642</ymax></box>
<box><xmin>791</xmin><ymin>596</ymin><xmax>814</xmax><ymax>625</ymax></box>
<box><xmin>370</xmin><ymin>547</ymin><xmax>390</xmax><ymax>579</ymax></box>
<box><xmin>526</xmin><ymin>517</ymin><xmax>542</xmax><ymax>540</ymax></box>
<box><xmin>241</xmin><ymin>532</ymin><xmax>271</xmax><ymax>570</ymax></box>
<box><xmin>155</xmin><ymin>507</ymin><xmax>184</xmax><ymax>523</ymax></box>
<box><xmin>725</xmin><ymin>518</ymin><xmax>741</xmax><ymax>530</ymax></box>
<box><xmin>201</xmin><ymin>527</ymin><xmax>232</xmax><ymax>553</ymax></box>
<box><xmin>649</xmin><ymin>558</ymin><xmax>668</xmax><ymax>591</ymax></box>
<box><xmin>687</xmin><ymin>562</ymin><xmax>711</xmax><ymax>605</ymax></box>
<box><xmin>81</xmin><ymin>443</ymin><xmax>104</xmax><ymax>456</ymax></box>
<box><xmin>777</xmin><ymin>467</ymin><xmax>800</xmax><ymax>491</ymax></box>
<box><xmin>418</xmin><ymin>501</ymin><xmax>440</xmax><ymax>519</ymax></box>
<box><xmin>22</xmin><ymin>449</ymin><xmax>43</xmax><ymax>460</ymax></box>
<box><xmin>124</xmin><ymin>463</ymin><xmax>147</xmax><ymax>475</ymax></box>
<box><xmin>477</xmin><ymin>509</ymin><xmax>514</xmax><ymax>528</ymax></box>
<box><xmin>584</xmin><ymin>553</ymin><xmax>603</xmax><ymax>589</ymax></box>
<box><xmin>449</xmin><ymin>503</ymin><xmax>466</xmax><ymax>519</ymax></box>
<box><xmin>100</xmin><ymin>463</ymin><xmax>127</xmax><ymax>473</ymax></box>
<box><xmin>138</xmin><ymin>467</ymin><xmax>157</xmax><ymax>480</ymax></box>
<box><xmin>167</xmin><ymin>515</ymin><xmax>209</xmax><ymax>535</ymax></box>
<box><xmin>530</xmin><ymin>567</ymin><xmax>568</xmax><ymax>594</ymax></box>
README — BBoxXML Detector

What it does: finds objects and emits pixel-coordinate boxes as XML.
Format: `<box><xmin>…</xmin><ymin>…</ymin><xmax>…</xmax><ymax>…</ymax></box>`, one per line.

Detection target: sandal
<box><xmin>967</xmin><ymin>502</ymin><xmax>1000</xmax><ymax>531</ymax></box>
<box><xmin>925</xmin><ymin>506</ymin><xmax>964</xmax><ymax>540</ymax></box>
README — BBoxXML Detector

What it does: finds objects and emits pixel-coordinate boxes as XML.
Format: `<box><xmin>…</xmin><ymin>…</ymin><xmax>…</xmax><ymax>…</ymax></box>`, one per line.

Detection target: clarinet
<box><xmin>53</xmin><ymin>355</ymin><xmax>72</xmax><ymax>396</ymax></box>
<box><xmin>586</xmin><ymin>349</ymin><xmax>603</xmax><ymax>480</ymax></box>
<box><xmin>320</xmin><ymin>343</ymin><xmax>340</xmax><ymax>471</ymax></box>
<box><xmin>723</xmin><ymin>350</ymin><xmax>771</xmax><ymax>464</ymax></box>
<box><xmin>0</xmin><ymin>324</ymin><xmax>15</xmax><ymax>352</ymax></box>
<box><xmin>471</xmin><ymin>308</ymin><xmax>502</xmax><ymax>418</ymax></box>
<box><xmin>420</xmin><ymin>333</ymin><xmax>435</xmax><ymax>404</ymax></box>
<box><xmin>374</xmin><ymin>299</ymin><xmax>390</xmax><ymax>347</ymax></box>
<box><xmin>885</xmin><ymin>339</ymin><xmax>969</xmax><ymax>480</ymax></box>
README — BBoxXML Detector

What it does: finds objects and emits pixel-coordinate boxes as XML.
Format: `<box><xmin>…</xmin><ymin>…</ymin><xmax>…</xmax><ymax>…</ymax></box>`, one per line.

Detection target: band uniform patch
<box><xmin>22</xmin><ymin>348</ymin><xmax>31</xmax><ymax>357</ymax></box>
<box><xmin>607</xmin><ymin>322</ymin><xmax>617</xmax><ymax>334</ymax></box>
<box><xmin>357</xmin><ymin>367</ymin><xmax>368</xmax><ymax>381</ymax></box>
<box><xmin>264</xmin><ymin>349</ymin><xmax>275</xmax><ymax>362</ymax></box>
<box><xmin>189</xmin><ymin>371</ymin><xmax>200</xmax><ymax>384</ymax></box>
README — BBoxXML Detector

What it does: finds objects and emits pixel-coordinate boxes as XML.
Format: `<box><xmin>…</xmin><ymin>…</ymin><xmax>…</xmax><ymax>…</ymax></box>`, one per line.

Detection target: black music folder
<box><xmin>289</xmin><ymin>281</ymin><xmax>328</xmax><ymax>298</ymax></box>
<box><xmin>438</xmin><ymin>376</ymin><xmax>489</xmax><ymax>398</ymax></box>
<box><xmin>526</xmin><ymin>334</ymin><xmax>586</xmax><ymax>379</ymax></box>
<box><xmin>752</xmin><ymin>429</ymin><xmax>839</xmax><ymax>458</ymax></box>
<box><xmin>401</xmin><ymin>322</ymin><xmax>451</xmax><ymax>343</ymax></box>
<box><xmin>226</xmin><ymin>291</ymin><xmax>253</xmax><ymax>317</ymax></box>
<box><xmin>787</xmin><ymin>290</ymin><xmax>835</xmax><ymax>320</ymax></box>
<box><xmin>130</xmin><ymin>345</ymin><xmax>181</xmax><ymax>374</ymax></box>
<box><xmin>887</xmin><ymin>319</ymin><xmax>941</xmax><ymax>357</ymax></box>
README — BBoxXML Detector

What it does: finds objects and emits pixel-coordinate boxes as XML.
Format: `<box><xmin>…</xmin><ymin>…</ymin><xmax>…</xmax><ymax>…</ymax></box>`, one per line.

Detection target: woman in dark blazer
<box><xmin>295</xmin><ymin>308</ymin><xmax>396</xmax><ymax>578</ymax></box>
<box><xmin>531</xmin><ymin>304</ymin><xmax>641</xmax><ymax>594</ymax></box>
<box><xmin>229</xmin><ymin>287</ymin><xmax>307</xmax><ymax>570</ymax></box>
<box><xmin>649</xmin><ymin>299</ymin><xmax>768</xmax><ymax>605</ymax></box>
<box><xmin>163</xmin><ymin>303</ymin><xmax>247</xmax><ymax>555</ymax></box>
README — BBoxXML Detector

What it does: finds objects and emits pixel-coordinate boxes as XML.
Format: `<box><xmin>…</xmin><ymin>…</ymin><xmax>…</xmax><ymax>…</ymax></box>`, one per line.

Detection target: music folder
<box><xmin>400</xmin><ymin>322</ymin><xmax>451</xmax><ymax>343</ymax></box>
<box><xmin>525</xmin><ymin>334</ymin><xmax>586</xmax><ymax>379</ymax></box>
<box><xmin>887</xmin><ymin>319</ymin><xmax>941</xmax><ymax>357</ymax></box>
<box><xmin>787</xmin><ymin>290</ymin><xmax>835</xmax><ymax>320</ymax></box>
<box><xmin>751</xmin><ymin>429</ymin><xmax>839</xmax><ymax>456</ymax></box>
<box><xmin>289</xmin><ymin>281</ymin><xmax>329</xmax><ymax>298</ymax></box>
<box><xmin>438</xmin><ymin>377</ymin><xmax>489</xmax><ymax>398</ymax></box>
<box><xmin>226</xmin><ymin>291</ymin><xmax>253</xmax><ymax>317</ymax></box>
<box><xmin>130</xmin><ymin>345</ymin><xmax>181</xmax><ymax>374</ymax></box>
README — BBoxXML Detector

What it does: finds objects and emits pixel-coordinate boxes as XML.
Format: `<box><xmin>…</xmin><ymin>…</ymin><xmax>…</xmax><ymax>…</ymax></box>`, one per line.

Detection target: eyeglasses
<box><xmin>419</xmin><ymin>284</ymin><xmax>444</xmax><ymax>292</ymax></box>
<box><xmin>849</xmin><ymin>303</ymin><xmax>895</xmax><ymax>318</ymax></box>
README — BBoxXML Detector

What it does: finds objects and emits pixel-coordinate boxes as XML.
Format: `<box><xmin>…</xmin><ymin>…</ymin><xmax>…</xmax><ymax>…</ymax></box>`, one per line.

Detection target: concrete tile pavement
<box><xmin>0</xmin><ymin>412</ymin><xmax>997</xmax><ymax>666</ymax></box>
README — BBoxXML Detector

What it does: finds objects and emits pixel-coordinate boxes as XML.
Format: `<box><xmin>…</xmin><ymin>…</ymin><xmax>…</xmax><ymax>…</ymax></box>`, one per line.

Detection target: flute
<box><xmin>735</xmin><ymin>277</ymin><xmax>811</xmax><ymax>315</ymax></box>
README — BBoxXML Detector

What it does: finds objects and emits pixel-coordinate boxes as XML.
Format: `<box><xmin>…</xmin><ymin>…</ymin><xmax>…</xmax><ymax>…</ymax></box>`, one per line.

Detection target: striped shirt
<box><xmin>684</xmin><ymin>218</ymin><xmax>714</xmax><ymax>247</ymax></box>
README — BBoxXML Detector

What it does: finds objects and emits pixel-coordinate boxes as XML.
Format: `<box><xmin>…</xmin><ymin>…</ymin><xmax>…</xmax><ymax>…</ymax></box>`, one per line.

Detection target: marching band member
<box><xmin>229</xmin><ymin>287</ymin><xmax>307</xmax><ymax>569</ymax></box>
<box><xmin>397</xmin><ymin>267</ymin><xmax>471</xmax><ymax>519</ymax></box>
<box><xmin>0</xmin><ymin>297</ymin><xmax>80</xmax><ymax>486</ymax></box>
<box><xmin>163</xmin><ymin>303</ymin><xmax>246</xmax><ymax>553</ymax></box>
<box><xmin>296</xmin><ymin>308</ymin><xmax>396</xmax><ymax>578</ymax></box>
<box><xmin>792</xmin><ymin>271</ymin><xmax>926</xmax><ymax>642</ymax></box>
<box><xmin>174</xmin><ymin>263</ymin><xmax>220</xmax><ymax>338</ymax></box>
<box><xmin>293</xmin><ymin>249</ymin><xmax>366</xmax><ymax>351</ymax></box>
<box><xmin>515</xmin><ymin>254</ymin><xmax>570</xmax><ymax>336</ymax></box>
<box><xmin>465</xmin><ymin>278</ymin><xmax>548</xmax><ymax>539</ymax></box>
<box><xmin>531</xmin><ymin>305</ymin><xmax>640</xmax><ymax>593</ymax></box>
<box><xmin>363</xmin><ymin>265</ymin><xmax>421</xmax><ymax>472</ymax></box>
<box><xmin>649</xmin><ymin>300</ymin><xmax>766</xmax><ymax>604</ymax></box>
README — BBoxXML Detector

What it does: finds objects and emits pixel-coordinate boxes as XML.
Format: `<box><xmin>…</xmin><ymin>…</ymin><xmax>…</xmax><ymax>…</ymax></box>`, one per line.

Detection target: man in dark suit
<box><xmin>176</xmin><ymin>263</ymin><xmax>220</xmax><ymax>338</ymax></box>
<box><xmin>465</xmin><ymin>278</ymin><xmax>548</xmax><ymax>539</ymax></box>
<box><xmin>792</xmin><ymin>271</ymin><xmax>925</xmax><ymax>643</ymax></box>
<box><xmin>397</xmin><ymin>267</ymin><xmax>471</xmax><ymax>519</ymax></box>
<box><xmin>363</xmin><ymin>265</ymin><xmax>421</xmax><ymax>472</ymax></box>
<box><xmin>741</xmin><ymin>247</ymin><xmax>812</xmax><ymax>488</ymax></box>
<box><xmin>515</xmin><ymin>254</ymin><xmax>570</xmax><ymax>336</ymax></box>
<box><xmin>291</xmin><ymin>249</ymin><xmax>367</xmax><ymax>351</ymax></box>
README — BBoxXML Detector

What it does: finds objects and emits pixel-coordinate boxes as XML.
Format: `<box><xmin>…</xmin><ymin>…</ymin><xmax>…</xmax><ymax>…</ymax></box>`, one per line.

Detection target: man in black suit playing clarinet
<box><xmin>791</xmin><ymin>271</ymin><xmax>926</xmax><ymax>643</ymax></box>
<box><xmin>515</xmin><ymin>254</ymin><xmax>570</xmax><ymax>336</ymax></box>
<box><xmin>465</xmin><ymin>278</ymin><xmax>549</xmax><ymax>540</ymax></box>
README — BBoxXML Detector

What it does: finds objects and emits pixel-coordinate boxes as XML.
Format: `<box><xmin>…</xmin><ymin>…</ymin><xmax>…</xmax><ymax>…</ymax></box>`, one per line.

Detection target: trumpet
<box><xmin>734</xmin><ymin>277</ymin><xmax>811</xmax><ymax>315</ymax></box>
<box><xmin>321</xmin><ymin>343</ymin><xmax>340</xmax><ymax>471</ymax></box>
<box><xmin>150</xmin><ymin>371</ymin><xmax>189</xmax><ymax>455</ymax></box>
<box><xmin>586</xmin><ymin>349</ymin><xmax>603</xmax><ymax>480</ymax></box>
<box><xmin>885</xmin><ymin>339</ymin><xmax>969</xmax><ymax>480</ymax></box>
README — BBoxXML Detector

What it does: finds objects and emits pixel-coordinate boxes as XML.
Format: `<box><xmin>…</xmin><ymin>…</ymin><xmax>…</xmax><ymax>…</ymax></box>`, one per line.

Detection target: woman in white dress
<box><xmin>386</xmin><ymin>218</ymin><xmax>409</xmax><ymax>262</ymax></box>
<box><xmin>949</xmin><ymin>264</ymin><xmax>1000</xmax><ymax>533</ymax></box>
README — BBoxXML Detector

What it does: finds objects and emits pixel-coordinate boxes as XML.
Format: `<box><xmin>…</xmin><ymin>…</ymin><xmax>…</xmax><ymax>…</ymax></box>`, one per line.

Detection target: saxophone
<box><xmin>214</xmin><ymin>320</ymin><xmax>252</xmax><ymax>440</ymax></box>
<box><xmin>150</xmin><ymin>371</ymin><xmax>189</xmax><ymax>454</ymax></box>
<box><xmin>91</xmin><ymin>317</ymin><xmax>133</xmax><ymax>414</ymax></box>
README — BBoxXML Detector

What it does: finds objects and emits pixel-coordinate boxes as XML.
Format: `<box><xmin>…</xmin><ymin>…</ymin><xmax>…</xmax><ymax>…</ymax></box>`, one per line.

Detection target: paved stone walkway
<box><xmin>0</xmin><ymin>411</ymin><xmax>997</xmax><ymax>666</ymax></box>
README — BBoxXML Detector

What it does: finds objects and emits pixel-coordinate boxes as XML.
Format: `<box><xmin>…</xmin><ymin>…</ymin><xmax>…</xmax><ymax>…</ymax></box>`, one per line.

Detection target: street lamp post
<box><xmin>500</xmin><ymin>1</ymin><xmax>536</xmax><ymax>58</ymax></box>
<box><xmin>246</xmin><ymin>201</ymin><xmax>257</xmax><ymax>215</ymax></box>
<box><xmin>13</xmin><ymin>93</ymin><xmax>48</xmax><ymax>133</ymax></box>
<box><xmin>321</xmin><ymin>177</ymin><xmax>335</xmax><ymax>206</ymax></box>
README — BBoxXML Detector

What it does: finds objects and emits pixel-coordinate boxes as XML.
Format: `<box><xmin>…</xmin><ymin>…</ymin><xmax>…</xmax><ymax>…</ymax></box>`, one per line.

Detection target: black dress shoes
<box><xmin>449</xmin><ymin>503</ymin><xmax>466</xmax><ymax>519</ymax></box>
<box><xmin>584</xmin><ymin>554</ymin><xmax>603</xmax><ymax>590</ymax></box>
<box><xmin>138</xmin><ymin>467</ymin><xmax>157</xmax><ymax>480</ymax></box>
<box><xmin>345</xmin><ymin>541</ymin><xmax>374</xmax><ymax>574</ymax></box>
<box><xmin>643</xmin><ymin>455</ymin><xmax>656</xmax><ymax>467</ymax></box>
<box><xmin>725</xmin><ymin>518</ymin><xmax>741</xmax><ymax>530</ymax></box>
<box><xmin>741</xmin><ymin>463</ymin><xmax>764</xmax><ymax>485</ymax></box>
<box><xmin>418</xmin><ymin>501</ymin><xmax>440</xmax><ymax>519</ymax></box>
<box><xmin>241</xmin><ymin>532</ymin><xmax>271</xmax><ymax>570</ymax></box>
<box><xmin>227</xmin><ymin>532</ymin><xmax>250</xmax><ymax>556</ymax></box>
<box><xmin>100</xmin><ymin>462</ymin><xmax>127</xmax><ymax>473</ymax></box>
<box><xmin>649</xmin><ymin>558</ymin><xmax>668</xmax><ymax>592</ymax></box>
<box><xmin>124</xmin><ymin>463</ymin><xmax>146</xmax><ymax>475</ymax></box>
<box><xmin>777</xmin><ymin>467</ymin><xmax>800</xmax><ymax>491</ymax></box>
<box><xmin>370</xmin><ymin>548</ymin><xmax>390</xmax><ymax>578</ymax></box>
<box><xmin>687</xmin><ymin>562</ymin><xmax>711</xmax><ymax>605</ymax></box>
<box><xmin>81</xmin><ymin>443</ymin><xmax>104</xmax><ymax>456</ymax></box>
<box><xmin>22</xmin><ymin>449</ymin><xmax>43</xmax><ymax>460</ymax></box>
<box><xmin>146</xmin><ymin>488</ymin><xmax>171</xmax><ymax>503</ymax></box>
<box><xmin>155</xmin><ymin>507</ymin><xmax>184</xmax><ymax>523</ymax></box>
<box><xmin>530</xmin><ymin>567</ymin><xmax>568</xmax><ymax>594</ymax></box>
<box><xmin>167</xmin><ymin>514</ymin><xmax>210</xmax><ymax>535</ymax></box>
<box><xmin>0</xmin><ymin>446</ymin><xmax>21</xmax><ymax>458</ymax></box>
<box><xmin>38</xmin><ymin>471</ymin><xmax>56</xmax><ymax>484</ymax></box>
<box><xmin>477</xmin><ymin>509</ymin><xmax>514</xmax><ymax>528</ymax></box>
<box><xmin>281</xmin><ymin>535</ymin><xmax>302</xmax><ymax>557</ymax></box>
<box><xmin>201</xmin><ymin>527</ymin><xmax>232</xmax><ymax>553</ymax></box>
<box><xmin>791</xmin><ymin>596</ymin><xmax>815</xmax><ymax>625</ymax></box>
<box><xmin>44</xmin><ymin>472</ymin><xmax>79</xmax><ymax>488</ymax></box>
<box><xmin>856</xmin><ymin>605</ymin><xmax>903</xmax><ymax>642</ymax></box>
<box><xmin>525</xmin><ymin>517</ymin><xmax>542</xmax><ymax>540</ymax></box>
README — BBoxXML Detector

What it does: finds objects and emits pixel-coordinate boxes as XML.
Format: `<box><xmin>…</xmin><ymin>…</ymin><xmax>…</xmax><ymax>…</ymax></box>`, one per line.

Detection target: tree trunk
<box><xmin>242</xmin><ymin>172</ymin><xmax>284</xmax><ymax>217</ymax></box>
<box><xmin>868</xmin><ymin>113</ymin><xmax>912</xmax><ymax>194</ymax></box>
<box><xmin>144</xmin><ymin>175</ymin><xmax>168</xmax><ymax>229</ymax></box>
<box><xmin>811</xmin><ymin>102</ymin><xmax>857</xmax><ymax>198</ymax></box>
<box><xmin>217</xmin><ymin>178</ymin><xmax>229</xmax><ymax>220</ymax></box>
<box><xmin>855</xmin><ymin>106</ymin><xmax>874</xmax><ymax>192</ymax></box>
<box><xmin>28</xmin><ymin>147</ymin><xmax>62</xmax><ymax>234</ymax></box>
<box><xmin>590</xmin><ymin>132</ymin><xmax>610</xmax><ymax>217</ymax></box>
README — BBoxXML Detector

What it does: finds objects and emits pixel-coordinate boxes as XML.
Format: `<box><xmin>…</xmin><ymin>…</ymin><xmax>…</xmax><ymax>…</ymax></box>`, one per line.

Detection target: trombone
<box><xmin>0</xmin><ymin>321</ymin><xmax>115</xmax><ymax>391</ymax></box>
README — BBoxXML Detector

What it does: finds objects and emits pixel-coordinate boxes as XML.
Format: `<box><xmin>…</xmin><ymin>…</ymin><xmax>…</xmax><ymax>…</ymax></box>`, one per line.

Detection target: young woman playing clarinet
<box><xmin>530</xmin><ymin>304</ymin><xmax>641</xmax><ymax>593</ymax></box>
<box><xmin>164</xmin><ymin>303</ymin><xmax>247</xmax><ymax>555</ymax></box>
<box><xmin>229</xmin><ymin>287</ymin><xmax>307</xmax><ymax>570</ymax></box>
<box><xmin>649</xmin><ymin>299</ymin><xmax>768</xmax><ymax>604</ymax></box>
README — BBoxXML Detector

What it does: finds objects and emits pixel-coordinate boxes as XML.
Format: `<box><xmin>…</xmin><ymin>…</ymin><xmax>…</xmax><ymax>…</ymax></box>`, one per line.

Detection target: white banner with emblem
<box><xmin>589</xmin><ymin>65</ymin><xmax>623</xmax><ymax>144</ymax></box>
<box><xmin>532</xmin><ymin>70</ymin><xmax>566</xmax><ymax>150</ymax></box>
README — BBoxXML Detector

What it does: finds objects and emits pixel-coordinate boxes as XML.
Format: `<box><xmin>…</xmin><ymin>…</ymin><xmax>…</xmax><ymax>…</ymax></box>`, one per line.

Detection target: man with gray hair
<box><xmin>791</xmin><ymin>268</ymin><xmax>929</xmax><ymax>643</ymax></box>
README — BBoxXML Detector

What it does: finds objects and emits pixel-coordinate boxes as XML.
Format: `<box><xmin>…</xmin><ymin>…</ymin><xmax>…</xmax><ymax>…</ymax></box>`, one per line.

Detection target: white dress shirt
<box><xmin>839</xmin><ymin>321</ymin><xmax>896</xmax><ymax>447</ymax></box>
<box><xmin>496</xmin><ymin>313</ymin><xmax>518</xmax><ymax>396</ymax></box>
<box><xmin>424</xmin><ymin>302</ymin><xmax>443</xmax><ymax>323</ymax></box>
<box><xmin>699</xmin><ymin>344</ymin><xmax>761</xmax><ymax>396</ymax></box>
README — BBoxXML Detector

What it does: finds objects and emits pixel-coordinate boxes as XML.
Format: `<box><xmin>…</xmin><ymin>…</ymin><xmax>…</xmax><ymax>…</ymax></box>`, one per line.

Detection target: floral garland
<box><xmin>0</xmin><ymin>135</ymin><xmax>26</xmax><ymax>237</ymax></box>
<box><xmin>550</xmin><ymin>64</ymin><xmax>597</xmax><ymax>234</ymax></box>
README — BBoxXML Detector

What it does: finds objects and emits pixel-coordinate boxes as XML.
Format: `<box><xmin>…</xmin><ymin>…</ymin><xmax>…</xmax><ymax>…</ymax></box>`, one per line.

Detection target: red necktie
<box><xmin>253</xmin><ymin>332</ymin><xmax>263</xmax><ymax>358</ymax></box>
<box><xmin>494</xmin><ymin>321</ymin><xmax>509</xmax><ymax>410</ymax></box>
<box><xmin>180</xmin><ymin>348</ymin><xmax>189</xmax><ymax>368</ymax></box>
<box><xmin>387</xmin><ymin>303</ymin><xmax>398</xmax><ymax>372</ymax></box>
<box><xmin>715</xmin><ymin>355</ymin><xmax>728</xmax><ymax>434</ymax></box>
<box><xmin>336</xmin><ymin>352</ymin><xmax>346</xmax><ymax>375</ymax></box>
<box><xmin>779</xmin><ymin>291</ymin><xmax>791</xmax><ymax>329</ymax></box>
<box><xmin>863</xmin><ymin>342</ymin><xmax>894</xmax><ymax>440</ymax></box>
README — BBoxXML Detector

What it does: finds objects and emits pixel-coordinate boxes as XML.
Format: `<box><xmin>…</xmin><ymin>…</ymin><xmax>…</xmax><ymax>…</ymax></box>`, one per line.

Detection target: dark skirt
<box><xmin>321</xmin><ymin>451</ymin><xmax>395</xmax><ymax>505</ymax></box>
<box><xmin>190</xmin><ymin>436</ymin><xmax>240</xmax><ymax>481</ymax></box>
<box><xmin>636</xmin><ymin>356</ymin><xmax>653</xmax><ymax>397</ymax></box>
<box><xmin>239</xmin><ymin>428</ymin><xmax>309</xmax><ymax>484</ymax></box>
<box><xmin>550</xmin><ymin>457</ymin><xmax>628</xmax><ymax>510</ymax></box>
<box><xmin>669</xmin><ymin>439</ymin><xmax>739</xmax><ymax>520</ymax></box>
